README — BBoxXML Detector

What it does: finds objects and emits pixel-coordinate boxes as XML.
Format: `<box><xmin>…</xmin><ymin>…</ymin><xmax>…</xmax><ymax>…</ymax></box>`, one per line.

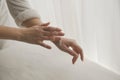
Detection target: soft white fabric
<box><xmin>0</xmin><ymin>0</ymin><xmax>40</xmax><ymax>26</ymax></box>
<box><xmin>81</xmin><ymin>0</ymin><xmax>120</xmax><ymax>75</ymax></box>
<box><xmin>0</xmin><ymin>0</ymin><xmax>120</xmax><ymax>79</ymax></box>
<box><xmin>30</xmin><ymin>0</ymin><xmax>120</xmax><ymax>75</ymax></box>
<box><xmin>0</xmin><ymin>41</ymin><xmax>120</xmax><ymax>80</ymax></box>
<box><xmin>0</xmin><ymin>0</ymin><xmax>40</xmax><ymax>48</ymax></box>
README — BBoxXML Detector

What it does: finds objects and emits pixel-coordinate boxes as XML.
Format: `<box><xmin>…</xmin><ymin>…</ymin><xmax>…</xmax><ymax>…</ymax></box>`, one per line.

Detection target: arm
<box><xmin>0</xmin><ymin>24</ymin><xmax>64</xmax><ymax>49</ymax></box>
<box><xmin>21</xmin><ymin>16</ymin><xmax>84</xmax><ymax>64</ymax></box>
<box><xmin>22</xmin><ymin>18</ymin><xmax>42</xmax><ymax>27</ymax></box>
<box><xmin>6</xmin><ymin>0</ymin><xmax>64</xmax><ymax>48</ymax></box>
<box><xmin>0</xmin><ymin>25</ymin><xmax>21</xmax><ymax>40</ymax></box>
<box><xmin>6</xmin><ymin>0</ymin><xmax>84</xmax><ymax>63</ymax></box>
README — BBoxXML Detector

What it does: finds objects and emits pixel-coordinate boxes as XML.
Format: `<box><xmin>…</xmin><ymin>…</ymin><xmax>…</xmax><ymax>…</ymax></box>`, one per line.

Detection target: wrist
<box><xmin>17</xmin><ymin>28</ymin><xmax>27</xmax><ymax>42</ymax></box>
<box><xmin>12</xmin><ymin>28</ymin><xmax>23</xmax><ymax>41</ymax></box>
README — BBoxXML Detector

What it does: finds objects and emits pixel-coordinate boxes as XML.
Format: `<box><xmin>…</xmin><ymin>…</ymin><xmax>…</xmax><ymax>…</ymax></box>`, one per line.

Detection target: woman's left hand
<box><xmin>52</xmin><ymin>37</ymin><xmax>84</xmax><ymax>64</ymax></box>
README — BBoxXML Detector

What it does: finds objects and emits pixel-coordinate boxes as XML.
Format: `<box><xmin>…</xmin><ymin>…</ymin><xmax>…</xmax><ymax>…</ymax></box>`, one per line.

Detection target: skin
<box><xmin>22</xmin><ymin>18</ymin><xmax>84</xmax><ymax>64</ymax></box>
<box><xmin>19</xmin><ymin>22</ymin><xmax>64</xmax><ymax>49</ymax></box>
<box><xmin>0</xmin><ymin>23</ymin><xmax>64</xmax><ymax>49</ymax></box>
<box><xmin>0</xmin><ymin>18</ymin><xmax>84</xmax><ymax>64</ymax></box>
<box><xmin>52</xmin><ymin>37</ymin><xmax>84</xmax><ymax>64</ymax></box>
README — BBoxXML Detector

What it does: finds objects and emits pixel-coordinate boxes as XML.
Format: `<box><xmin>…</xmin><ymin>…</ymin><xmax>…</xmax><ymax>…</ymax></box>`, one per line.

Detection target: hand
<box><xmin>53</xmin><ymin>37</ymin><xmax>84</xmax><ymax>64</ymax></box>
<box><xmin>19</xmin><ymin>22</ymin><xmax>64</xmax><ymax>49</ymax></box>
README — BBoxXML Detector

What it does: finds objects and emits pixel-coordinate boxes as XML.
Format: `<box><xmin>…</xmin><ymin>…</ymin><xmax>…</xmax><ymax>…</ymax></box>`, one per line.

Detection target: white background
<box><xmin>29</xmin><ymin>0</ymin><xmax>120</xmax><ymax>75</ymax></box>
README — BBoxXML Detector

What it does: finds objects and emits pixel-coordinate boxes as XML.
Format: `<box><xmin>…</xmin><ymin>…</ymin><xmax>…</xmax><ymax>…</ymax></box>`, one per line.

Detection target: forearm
<box><xmin>0</xmin><ymin>26</ymin><xmax>21</xmax><ymax>41</ymax></box>
<box><xmin>22</xmin><ymin>18</ymin><xmax>42</xmax><ymax>27</ymax></box>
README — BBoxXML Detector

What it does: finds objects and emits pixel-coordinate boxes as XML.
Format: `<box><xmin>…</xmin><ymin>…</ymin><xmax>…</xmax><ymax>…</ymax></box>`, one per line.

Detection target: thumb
<box><xmin>38</xmin><ymin>41</ymin><xmax>52</xmax><ymax>49</ymax></box>
<box><xmin>41</xmin><ymin>22</ymin><xmax>50</xmax><ymax>26</ymax></box>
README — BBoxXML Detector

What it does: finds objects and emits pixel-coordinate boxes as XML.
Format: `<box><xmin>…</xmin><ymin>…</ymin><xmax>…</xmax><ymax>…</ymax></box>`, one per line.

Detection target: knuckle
<box><xmin>75</xmin><ymin>54</ymin><xmax>79</xmax><ymax>57</ymax></box>
<box><xmin>79</xmin><ymin>47</ymin><xmax>83</xmax><ymax>52</ymax></box>
<box><xmin>52</xmin><ymin>32</ymin><xmax>57</xmax><ymax>35</ymax></box>
<box><xmin>34</xmin><ymin>26</ymin><xmax>43</xmax><ymax>32</ymax></box>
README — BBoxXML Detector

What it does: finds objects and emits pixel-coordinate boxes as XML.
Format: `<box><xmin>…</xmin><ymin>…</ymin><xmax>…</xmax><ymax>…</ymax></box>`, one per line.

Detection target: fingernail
<box><xmin>72</xmin><ymin>60</ymin><xmax>74</xmax><ymax>64</ymax></box>
<box><xmin>56</xmin><ymin>28</ymin><xmax>62</xmax><ymax>31</ymax></box>
<box><xmin>81</xmin><ymin>59</ymin><xmax>84</xmax><ymax>62</ymax></box>
<box><xmin>81</xmin><ymin>57</ymin><xmax>84</xmax><ymax>61</ymax></box>
<box><xmin>72</xmin><ymin>58</ymin><xmax>76</xmax><ymax>64</ymax></box>
<box><xmin>47</xmin><ymin>46</ymin><xmax>52</xmax><ymax>49</ymax></box>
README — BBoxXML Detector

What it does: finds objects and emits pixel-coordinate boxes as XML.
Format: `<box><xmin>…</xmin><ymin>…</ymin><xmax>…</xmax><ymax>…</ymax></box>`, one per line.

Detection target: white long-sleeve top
<box><xmin>0</xmin><ymin>0</ymin><xmax>40</xmax><ymax>26</ymax></box>
<box><xmin>0</xmin><ymin>0</ymin><xmax>40</xmax><ymax>48</ymax></box>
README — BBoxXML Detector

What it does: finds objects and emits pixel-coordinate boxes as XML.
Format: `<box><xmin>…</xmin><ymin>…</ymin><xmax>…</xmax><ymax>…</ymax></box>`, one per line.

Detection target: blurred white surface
<box><xmin>0</xmin><ymin>41</ymin><xmax>119</xmax><ymax>80</ymax></box>
<box><xmin>30</xmin><ymin>0</ymin><xmax>120</xmax><ymax>74</ymax></box>
<box><xmin>0</xmin><ymin>0</ymin><xmax>120</xmax><ymax>79</ymax></box>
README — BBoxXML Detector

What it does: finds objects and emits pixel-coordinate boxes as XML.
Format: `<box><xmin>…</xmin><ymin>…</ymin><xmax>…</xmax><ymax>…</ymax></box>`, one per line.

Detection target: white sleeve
<box><xmin>6</xmin><ymin>0</ymin><xmax>40</xmax><ymax>26</ymax></box>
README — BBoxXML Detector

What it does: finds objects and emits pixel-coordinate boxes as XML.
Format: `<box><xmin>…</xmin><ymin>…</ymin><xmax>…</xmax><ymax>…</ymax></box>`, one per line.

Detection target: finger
<box><xmin>53</xmin><ymin>31</ymin><xmax>64</xmax><ymax>36</ymax></box>
<box><xmin>47</xmin><ymin>36</ymin><xmax>63</xmax><ymax>42</ymax></box>
<box><xmin>79</xmin><ymin>49</ymin><xmax>84</xmax><ymax>61</ymax></box>
<box><xmin>75</xmin><ymin>47</ymin><xmax>84</xmax><ymax>61</ymax></box>
<box><xmin>48</xmin><ymin>36</ymin><xmax>56</xmax><ymax>41</ymax></box>
<box><xmin>41</xmin><ymin>22</ymin><xmax>50</xmax><ymax>26</ymax></box>
<box><xmin>49</xmin><ymin>31</ymin><xmax>64</xmax><ymax>36</ymax></box>
<box><xmin>42</xmin><ymin>36</ymin><xmax>56</xmax><ymax>41</ymax></box>
<box><xmin>62</xmin><ymin>44</ymin><xmax>78</xmax><ymax>57</ymax></box>
<box><xmin>72</xmin><ymin>44</ymin><xmax>84</xmax><ymax>61</ymax></box>
<box><xmin>42</xmin><ymin>31</ymin><xmax>53</xmax><ymax>36</ymax></box>
<box><xmin>63</xmin><ymin>45</ymin><xmax>79</xmax><ymax>64</ymax></box>
<box><xmin>43</xmin><ymin>27</ymin><xmax>62</xmax><ymax>31</ymax></box>
<box><xmin>72</xmin><ymin>47</ymin><xmax>79</xmax><ymax>64</ymax></box>
<box><xmin>41</xmin><ymin>36</ymin><xmax>52</xmax><ymax>40</ymax></box>
<box><xmin>38</xmin><ymin>41</ymin><xmax>52</xmax><ymax>49</ymax></box>
<box><xmin>72</xmin><ymin>56</ymin><xmax>78</xmax><ymax>64</ymax></box>
<box><xmin>43</xmin><ymin>31</ymin><xmax>64</xmax><ymax>36</ymax></box>
<box><xmin>52</xmin><ymin>36</ymin><xmax>61</xmax><ymax>42</ymax></box>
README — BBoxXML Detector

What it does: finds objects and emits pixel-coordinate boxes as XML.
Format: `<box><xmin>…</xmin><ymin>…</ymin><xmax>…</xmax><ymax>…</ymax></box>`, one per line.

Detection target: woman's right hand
<box><xmin>19</xmin><ymin>22</ymin><xmax>64</xmax><ymax>49</ymax></box>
